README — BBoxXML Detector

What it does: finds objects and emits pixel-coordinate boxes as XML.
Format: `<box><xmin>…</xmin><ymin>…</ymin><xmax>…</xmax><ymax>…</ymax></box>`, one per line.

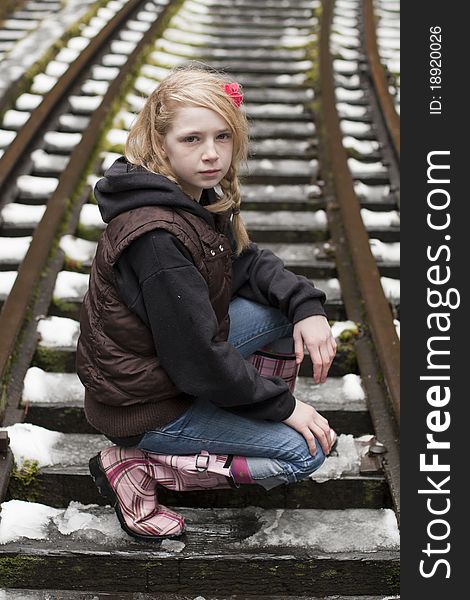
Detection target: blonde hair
<box><xmin>125</xmin><ymin>62</ymin><xmax>250</xmax><ymax>256</ymax></box>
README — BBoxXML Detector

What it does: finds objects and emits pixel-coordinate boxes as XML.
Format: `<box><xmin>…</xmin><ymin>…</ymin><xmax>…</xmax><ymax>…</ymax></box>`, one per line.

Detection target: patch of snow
<box><xmin>342</xmin><ymin>373</ymin><xmax>365</xmax><ymax>400</ymax></box>
<box><xmin>110</xmin><ymin>40</ymin><xmax>137</xmax><ymax>54</ymax></box>
<box><xmin>30</xmin><ymin>148</ymin><xmax>69</xmax><ymax>173</ymax></box>
<box><xmin>2</xmin><ymin>109</ymin><xmax>30</xmax><ymax>130</ymax></box>
<box><xmin>67</xmin><ymin>36</ymin><xmax>90</xmax><ymax>52</ymax></box>
<box><xmin>68</xmin><ymin>95</ymin><xmax>102</xmax><ymax>114</ymax></box>
<box><xmin>0</xmin><ymin>272</ymin><xmax>17</xmax><ymax>299</ymax></box>
<box><xmin>55</xmin><ymin>47</ymin><xmax>80</xmax><ymax>63</ymax></box>
<box><xmin>0</xmin><ymin>202</ymin><xmax>46</xmax><ymax>225</ymax></box>
<box><xmin>0</xmin><ymin>129</ymin><xmax>16</xmax><ymax>148</ymax></box>
<box><xmin>106</xmin><ymin>128</ymin><xmax>128</xmax><ymax>147</ymax></box>
<box><xmin>102</xmin><ymin>53</ymin><xmax>128</xmax><ymax>67</ymax></box>
<box><xmin>53</xmin><ymin>271</ymin><xmax>89</xmax><ymax>300</ymax></box>
<box><xmin>45</xmin><ymin>60</ymin><xmax>69</xmax><ymax>78</ymax></box>
<box><xmin>31</xmin><ymin>73</ymin><xmax>57</xmax><ymax>94</ymax></box>
<box><xmin>1</xmin><ymin>423</ymin><xmax>62</xmax><ymax>468</ymax></box>
<box><xmin>81</xmin><ymin>79</ymin><xmax>109</xmax><ymax>96</ymax></box>
<box><xmin>381</xmin><ymin>276</ymin><xmax>400</xmax><ymax>302</ymax></box>
<box><xmin>361</xmin><ymin>208</ymin><xmax>400</xmax><ymax>227</ymax></box>
<box><xmin>240</xmin><ymin>507</ymin><xmax>399</xmax><ymax>552</ymax></box>
<box><xmin>369</xmin><ymin>239</ymin><xmax>400</xmax><ymax>262</ymax></box>
<box><xmin>120</xmin><ymin>29</ymin><xmax>144</xmax><ymax>43</ymax></box>
<box><xmin>331</xmin><ymin>320</ymin><xmax>358</xmax><ymax>338</ymax></box>
<box><xmin>0</xmin><ymin>500</ymin><xmax>62</xmax><ymax>544</ymax></box>
<box><xmin>16</xmin><ymin>93</ymin><xmax>43</xmax><ymax>111</ymax></box>
<box><xmin>0</xmin><ymin>236</ymin><xmax>31</xmax><ymax>262</ymax></box>
<box><xmin>343</xmin><ymin>136</ymin><xmax>379</xmax><ymax>156</ymax></box>
<box><xmin>37</xmin><ymin>315</ymin><xmax>80</xmax><ymax>348</ymax></box>
<box><xmin>44</xmin><ymin>131</ymin><xmax>82</xmax><ymax>152</ymax></box>
<box><xmin>311</xmin><ymin>434</ymin><xmax>366</xmax><ymax>481</ymax></box>
<box><xmin>79</xmin><ymin>203</ymin><xmax>104</xmax><ymax>228</ymax></box>
<box><xmin>340</xmin><ymin>120</ymin><xmax>372</xmax><ymax>136</ymax></box>
<box><xmin>92</xmin><ymin>65</ymin><xmax>120</xmax><ymax>81</ymax></box>
<box><xmin>59</xmin><ymin>234</ymin><xmax>96</xmax><ymax>263</ymax></box>
<box><xmin>101</xmin><ymin>152</ymin><xmax>122</xmax><ymax>172</ymax></box>
<box><xmin>22</xmin><ymin>367</ymin><xmax>84</xmax><ymax>404</ymax></box>
<box><xmin>348</xmin><ymin>157</ymin><xmax>387</xmax><ymax>174</ymax></box>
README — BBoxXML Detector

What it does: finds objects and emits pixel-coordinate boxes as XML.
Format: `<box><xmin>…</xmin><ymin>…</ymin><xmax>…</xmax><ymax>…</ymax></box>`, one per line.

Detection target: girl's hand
<box><xmin>293</xmin><ymin>315</ymin><xmax>337</xmax><ymax>384</ymax></box>
<box><xmin>282</xmin><ymin>399</ymin><xmax>333</xmax><ymax>456</ymax></box>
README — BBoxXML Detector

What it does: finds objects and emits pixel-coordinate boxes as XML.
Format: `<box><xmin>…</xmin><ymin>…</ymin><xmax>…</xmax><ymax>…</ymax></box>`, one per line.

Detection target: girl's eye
<box><xmin>218</xmin><ymin>133</ymin><xmax>232</xmax><ymax>140</ymax></box>
<box><xmin>184</xmin><ymin>136</ymin><xmax>198</xmax><ymax>143</ymax></box>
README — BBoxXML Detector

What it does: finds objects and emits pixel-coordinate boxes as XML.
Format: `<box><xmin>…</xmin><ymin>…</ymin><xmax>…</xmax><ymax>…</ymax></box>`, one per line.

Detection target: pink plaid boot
<box><xmin>246</xmin><ymin>345</ymin><xmax>299</xmax><ymax>393</ymax></box>
<box><xmin>89</xmin><ymin>446</ymin><xmax>185</xmax><ymax>540</ymax></box>
<box><xmin>146</xmin><ymin>449</ymin><xmax>255</xmax><ymax>489</ymax></box>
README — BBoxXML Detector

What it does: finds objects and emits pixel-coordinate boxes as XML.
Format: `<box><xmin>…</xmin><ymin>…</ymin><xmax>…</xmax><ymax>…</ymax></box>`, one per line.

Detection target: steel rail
<box><xmin>0</xmin><ymin>0</ymin><xmax>179</xmax><ymax>392</ymax></box>
<box><xmin>319</xmin><ymin>0</ymin><xmax>400</xmax><ymax>516</ymax></box>
<box><xmin>363</xmin><ymin>0</ymin><xmax>400</xmax><ymax>162</ymax></box>
<box><xmin>0</xmin><ymin>0</ymin><xmax>143</xmax><ymax>194</ymax></box>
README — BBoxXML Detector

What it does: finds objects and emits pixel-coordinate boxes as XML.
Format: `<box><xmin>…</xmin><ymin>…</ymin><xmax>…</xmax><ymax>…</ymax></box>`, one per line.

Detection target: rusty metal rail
<box><xmin>0</xmin><ymin>0</ymin><xmax>179</xmax><ymax>406</ymax></box>
<box><xmin>363</xmin><ymin>0</ymin><xmax>400</xmax><ymax>162</ymax></box>
<box><xmin>319</xmin><ymin>0</ymin><xmax>400</xmax><ymax>517</ymax></box>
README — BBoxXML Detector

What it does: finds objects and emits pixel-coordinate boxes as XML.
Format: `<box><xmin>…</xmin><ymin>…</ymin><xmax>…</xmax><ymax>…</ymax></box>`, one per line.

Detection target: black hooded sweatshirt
<box><xmin>94</xmin><ymin>157</ymin><xmax>328</xmax><ymax>431</ymax></box>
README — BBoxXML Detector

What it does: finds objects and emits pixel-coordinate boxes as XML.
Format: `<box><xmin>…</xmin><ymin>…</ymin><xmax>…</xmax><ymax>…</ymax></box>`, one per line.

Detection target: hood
<box><xmin>94</xmin><ymin>156</ymin><xmax>226</xmax><ymax>232</ymax></box>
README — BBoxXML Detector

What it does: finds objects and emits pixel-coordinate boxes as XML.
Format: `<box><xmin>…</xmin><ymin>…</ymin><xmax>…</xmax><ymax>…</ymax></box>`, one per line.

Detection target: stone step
<box><xmin>23</xmin><ymin>371</ymin><xmax>371</xmax><ymax>436</ymax></box>
<box><xmin>0</xmin><ymin>503</ymin><xmax>400</xmax><ymax>595</ymax></box>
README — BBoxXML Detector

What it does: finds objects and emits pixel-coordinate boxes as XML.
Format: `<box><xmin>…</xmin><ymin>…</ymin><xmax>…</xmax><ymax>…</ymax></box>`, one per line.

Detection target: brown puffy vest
<box><xmin>76</xmin><ymin>205</ymin><xmax>232</xmax><ymax>437</ymax></box>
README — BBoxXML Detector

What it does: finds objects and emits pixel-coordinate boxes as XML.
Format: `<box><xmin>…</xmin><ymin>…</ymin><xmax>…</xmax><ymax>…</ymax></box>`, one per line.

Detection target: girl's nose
<box><xmin>202</xmin><ymin>141</ymin><xmax>218</xmax><ymax>160</ymax></box>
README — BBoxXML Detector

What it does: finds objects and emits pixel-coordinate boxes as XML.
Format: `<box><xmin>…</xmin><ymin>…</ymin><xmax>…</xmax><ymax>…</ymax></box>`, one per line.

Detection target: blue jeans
<box><xmin>137</xmin><ymin>297</ymin><xmax>325</xmax><ymax>489</ymax></box>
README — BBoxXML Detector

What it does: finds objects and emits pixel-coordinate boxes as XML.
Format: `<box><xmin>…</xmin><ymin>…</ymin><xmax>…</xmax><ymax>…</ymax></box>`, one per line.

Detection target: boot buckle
<box><xmin>195</xmin><ymin>450</ymin><xmax>210</xmax><ymax>472</ymax></box>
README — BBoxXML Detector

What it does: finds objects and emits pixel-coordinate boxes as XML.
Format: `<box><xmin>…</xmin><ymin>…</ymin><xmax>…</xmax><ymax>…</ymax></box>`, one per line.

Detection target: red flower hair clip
<box><xmin>223</xmin><ymin>82</ymin><xmax>243</xmax><ymax>107</ymax></box>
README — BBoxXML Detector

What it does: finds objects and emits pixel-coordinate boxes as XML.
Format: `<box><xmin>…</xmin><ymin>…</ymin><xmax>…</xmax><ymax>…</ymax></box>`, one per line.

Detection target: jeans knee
<box><xmin>293</xmin><ymin>444</ymin><xmax>326</xmax><ymax>480</ymax></box>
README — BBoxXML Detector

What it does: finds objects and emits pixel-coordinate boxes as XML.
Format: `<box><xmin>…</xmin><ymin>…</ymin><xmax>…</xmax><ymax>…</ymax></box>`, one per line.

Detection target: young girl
<box><xmin>77</xmin><ymin>63</ymin><xmax>337</xmax><ymax>540</ymax></box>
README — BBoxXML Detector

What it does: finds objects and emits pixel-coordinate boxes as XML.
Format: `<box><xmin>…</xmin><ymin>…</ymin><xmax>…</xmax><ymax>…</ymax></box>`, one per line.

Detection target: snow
<box><xmin>79</xmin><ymin>203</ymin><xmax>105</xmax><ymax>228</ymax></box>
<box><xmin>140</xmin><ymin>64</ymin><xmax>170</xmax><ymax>81</ymax></box>
<box><xmin>369</xmin><ymin>239</ymin><xmax>400</xmax><ymax>262</ymax></box>
<box><xmin>37</xmin><ymin>315</ymin><xmax>80</xmax><ymax>348</ymax></box>
<box><xmin>2</xmin><ymin>109</ymin><xmax>30</xmax><ymax>130</ymax></box>
<box><xmin>81</xmin><ymin>79</ymin><xmax>109</xmax><ymax>95</ymax></box>
<box><xmin>0</xmin><ymin>500</ymin><xmax>62</xmax><ymax>544</ymax></box>
<box><xmin>0</xmin><ymin>129</ymin><xmax>16</xmax><ymax>148</ymax></box>
<box><xmin>0</xmin><ymin>236</ymin><xmax>31</xmax><ymax>262</ymax></box>
<box><xmin>335</xmin><ymin>86</ymin><xmax>364</xmax><ymax>101</ymax></box>
<box><xmin>381</xmin><ymin>276</ymin><xmax>400</xmax><ymax>302</ymax></box>
<box><xmin>312</xmin><ymin>433</ymin><xmax>375</xmax><ymax>482</ymax></box>
<box><xmin>92</xmin><ymin>65</ymin><xmax>120</xmax><ymax>81</ymax></box>
<box><xmin>68</xmin><ymin>95</ymin><xmax>102</xmax><ymax>114</ymax></box>
<box><xmin>361</xmin><ymin>208</ymin><xmax>400</xmax><ymax>227</ymax></box>
<box><xmin>67</xmin><ymin>36</ymin><xmax>90</xmax><ymax>52</ymax></box>
<box><xmin>1</xmin><ymin>423</ymin><xmax>62</xmax><ymax>468</ymax></box>
<box><xmin>31</xmin><ymin>73</ymin><xmax>57</xmax><ymax>94</ymax></box>
<box><xmin>44</xmin><ymin>131</ymin><xmax>82</xmax><ymax>152</ymax></box>
<box><xmin>150</xmin><ymin>50</ymin><xmax>187</xmax><ymax>68</ymax></box>
<box><xmin>394</xmin><ymin>319</ymin><xmax>400</xmax><ymax>339</ymax></box>
<box><xmin>101</xmin><ymin>152</ymin><xmax>122</xmax><ymax>172</ymax></box>
<box><xmin>22</xmin><ymin>367</ymin><xmax>84</xmax><ymax>404</ymax></box>
<box><xmin>110</xmin><ymin>40</ymin><xmax>137</xmax><ymax>55</ymax></box>
<box><xmin>0</xmin><ymin>272</ymin><xmax>17</xmax><ymax>299</ymax></box>
<box><xmin>55</xmin><ymin>47</ymin><xmax>80</xmax><ymax>63</ymax></box>
<box><xmin>240</xmin><ymin>507</ymin><xmax>399</xmax><ymax>552</ymax></box>
<box><xmin>59</xmin><ymin>234</ymin><xmax>96</xmax><ymax>263</ymax></box>
<box><xmin>45</xmin><ymin>60</ymin><xmax>69</xmax><ymax>78</ymax></box>
<box><xmin>126</xmin><ymin>92</ymin><xmax>146</xmax><ymax>112</ymax></box>
<box><xmin>340</xmin><ymin>120</ymin><xmax>372</xmax><ymax>136</ymax></box>
<box><xmin>120</xmin><ymin>29</ymin><xmax>144</xmax><ymax>43</ymax></box>
<box><xmin>354</xmin><ymin>181</ymin><xmax>391</xmax><ymax>200</ymax></box>
<box><xmin>247</xmin><ymin>103</ymin><xmax>304</xmax><ymax>116</ymax></box>
<box><xmin>348</xmin><ymin>157</ymin><xmax>388</xmax><ymax>175</ymax></box>
<box><xmin>106</xmin><ymin>128</ymin><xmax>128</xmax><ymax>147</ymax></box>
<box><xmin>0</xmin><ymin>202</ymin><xmax>46</xmax><ymax>225</ymax></box>
<box><xmin>15</xmin><ymin>93</ymin><xmax>43</xmax><ymax>110</ymax></box>
<box><xmin>333</xmin><ymin>59</ymin><xmax>358</xmax><ymax>75</ymax></box>
<box><xmin>331</xmin><ymin>320</ymin><xmax>358</xmax><ymax>338</ymax></box>
<box><xmin>53</xmin><ymin>271</ymin><xmax>89</xmax><ymax>300</ymax></box>
<box><xmin>30</xmin><ymin>148</ymin><xmax>69</xmax><ymax>173</ymax></box>
<box><xmin>0</xmin><ymin>500</ymin><xmax>126</xmax><ymax>544</ymax></box>
<box><xmin>102</xmin><ymin>53</ymin><xmax>128</xmax><ymax>67</ymax></box>
<box><xmin>343</xmin><ymin>136</ymin><xmax>379</xmax><ymax>156</ymax></box>
<box><xmin>342</xmin><ymin>373</ymin><xmax>366</xmax><ymax>400</ymax></box>
<box><xmin>337</xmin><ymin>102</ymin><xmax>368</xmax><ymax>118</ymax></box>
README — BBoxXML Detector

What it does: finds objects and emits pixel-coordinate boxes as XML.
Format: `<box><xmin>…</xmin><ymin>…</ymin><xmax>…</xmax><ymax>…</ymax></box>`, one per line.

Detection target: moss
<box><xmin>32</xmin><ymin>346</ymin><xmax>73</xmax><ymax>372</ymax></box>
<box><xmin>320</xmin><ymin>568</ymin><xmax>338</xmax><ymax>579</ymax></box>
<box><xmin>8</xmin><ymin>459</ymin><xmax>40</xmax><ymax>502</ymax></box>
<box><xmin>0</xmin><ymin>555</ymin><xmax>46</xmax><ymax>588</ymax></box>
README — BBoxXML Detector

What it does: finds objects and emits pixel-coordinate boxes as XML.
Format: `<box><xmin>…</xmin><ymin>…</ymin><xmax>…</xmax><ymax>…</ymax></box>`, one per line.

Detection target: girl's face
<box><xmin>162</xmin><ymin>105</ymin><xmax>234</xmax><ymax>201</ymax></box>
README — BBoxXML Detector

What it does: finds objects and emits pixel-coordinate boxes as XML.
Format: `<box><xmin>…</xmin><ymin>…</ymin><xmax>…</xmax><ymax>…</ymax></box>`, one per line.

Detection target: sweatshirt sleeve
<box><xmin>116</xmin><ymin>230</ymin><xmax>296</xmax><ymax>422</ymax></box>
<box><xmin>232</xmin><ymin>241</ymin><xmax>328</xmax><ymax>324</ymax></box>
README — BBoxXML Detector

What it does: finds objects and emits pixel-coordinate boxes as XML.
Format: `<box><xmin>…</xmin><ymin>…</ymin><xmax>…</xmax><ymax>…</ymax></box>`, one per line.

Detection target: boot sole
<box><xmin>89</xmin><ymin>454</ymin><xmax>184</xmax><ymax>541</ymax></box>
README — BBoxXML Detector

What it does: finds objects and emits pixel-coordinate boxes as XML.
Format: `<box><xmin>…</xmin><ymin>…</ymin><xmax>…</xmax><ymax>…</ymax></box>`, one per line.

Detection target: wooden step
<box><xmin>0</xmin><ymin>503</ymin><xmax>400</xmax><ymax>595</ymax></box>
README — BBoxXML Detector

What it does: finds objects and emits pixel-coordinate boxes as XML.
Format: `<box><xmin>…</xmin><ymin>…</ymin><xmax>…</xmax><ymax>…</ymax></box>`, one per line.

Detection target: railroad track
<box><xmin>0</xmin><ymin>0</ymin><xmax>400</xmax><ymax>597</ymax></box>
